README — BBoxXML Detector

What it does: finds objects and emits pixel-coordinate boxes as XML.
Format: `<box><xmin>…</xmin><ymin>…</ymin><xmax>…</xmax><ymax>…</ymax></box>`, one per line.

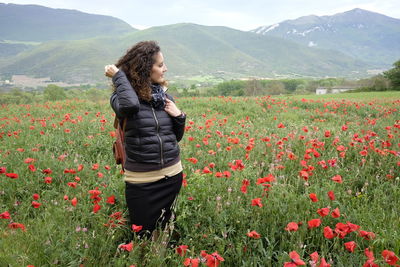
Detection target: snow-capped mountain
<box><xmin>251</xmin><ymin>8</ymin><xmax>400</xmax><ymax>66</ymax></box>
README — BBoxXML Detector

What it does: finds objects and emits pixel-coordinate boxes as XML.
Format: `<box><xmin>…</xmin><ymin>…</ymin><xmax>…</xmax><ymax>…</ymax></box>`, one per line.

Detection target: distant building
<box><xmin>316</xmin><ymin>87</ymin><xmax>358</xmax><ymax>95</ymax></box>
<box><xmin>11</xmin><ymin>75</ymin><xmax>83</xmax><ymax>88</ymax></box>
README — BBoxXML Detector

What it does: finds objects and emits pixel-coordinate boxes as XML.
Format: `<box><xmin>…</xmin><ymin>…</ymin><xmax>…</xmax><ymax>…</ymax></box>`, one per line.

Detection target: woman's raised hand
<box><xmin>164</xmin><ymin>98</ymin><xmax>182</xmax><ymax>117</ymax></box>
<box><xmin>104</xmin><ymin>64</ymin><xmax>119</xmax><ymax>78</ymax></box>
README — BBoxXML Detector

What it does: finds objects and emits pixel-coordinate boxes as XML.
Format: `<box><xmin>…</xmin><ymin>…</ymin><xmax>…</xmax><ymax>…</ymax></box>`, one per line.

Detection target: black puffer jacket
<box><xmin>110</xmin><ymin>71</ymin><xmax>186</xmax><ymax>172</ymax></box>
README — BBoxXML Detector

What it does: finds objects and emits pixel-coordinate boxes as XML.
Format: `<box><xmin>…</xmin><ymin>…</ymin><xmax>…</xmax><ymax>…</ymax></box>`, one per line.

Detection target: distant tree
<box><xmin>282</xmin><ymin>79</ymin><xmax>304</xmax><ymax>92</ymax></box>
<box><xmin>294</xmin><ymin>84</ymin><xmax>309</xmax><ymax>94</ymax></box>
<box><xmin>44</xmin><ymin>84</ymin><xmax>66</xmax><ymax>101</ymax></box>
<box><xmin>384</xmin><ymin>59</ymin><xmax>400</xmax><ymax>90</ymax></box>
<box><xmin>266</xmin><ymin>81</ymin><xmax>286</xmax><ymax>95</ymax></box>
<box><xmin>371</xmin><ymin>74</ymin><xmax>390</xmax><ymax>91</ymax></box>
<box><xmin>244</xmin><ymin>79</ymin><xmax>262</xmax><ymax>96</ymax></box>
<box><xmin>216</xmin><ymin>80</ymin><xmax>245</xmax><ymax>96</ymax></box>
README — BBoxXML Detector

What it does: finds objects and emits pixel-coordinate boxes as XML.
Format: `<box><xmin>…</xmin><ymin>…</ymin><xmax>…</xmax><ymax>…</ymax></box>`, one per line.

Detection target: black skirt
<box><xmin>125</xmin><ymin>172</ymin><xmax>183</xmax><ymax>237</ymax></box>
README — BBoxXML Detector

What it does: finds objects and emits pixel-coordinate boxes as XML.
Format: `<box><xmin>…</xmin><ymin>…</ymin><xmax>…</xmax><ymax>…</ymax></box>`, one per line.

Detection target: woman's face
<box><xmin>150</xmin><ymin>52</ymin><xmax>167</xmax><ymax>84</ymax></box>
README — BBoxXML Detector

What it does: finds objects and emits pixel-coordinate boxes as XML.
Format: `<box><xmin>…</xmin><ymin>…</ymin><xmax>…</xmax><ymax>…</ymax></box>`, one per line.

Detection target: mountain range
<box><xmin>251</xmin><ymin>8</ymin><xmax>400</xmax><ymax>66</ymax></box>
<box><xmin>0</xmin><ymin>3</ymin><xmax>399</xmax><ymax>85</ymax></box>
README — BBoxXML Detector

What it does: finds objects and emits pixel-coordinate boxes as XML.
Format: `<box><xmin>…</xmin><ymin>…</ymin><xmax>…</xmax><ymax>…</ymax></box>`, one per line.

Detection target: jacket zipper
<box><xmin>151</xmin><ymin>107</ymin><xmax>164</xmax><ymax>168</ymax></box>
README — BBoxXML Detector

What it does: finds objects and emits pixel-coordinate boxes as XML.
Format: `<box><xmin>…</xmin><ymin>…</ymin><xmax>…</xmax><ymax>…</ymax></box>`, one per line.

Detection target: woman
<box><xmin>105</xmin><ymin>41</ymin><xmax>186</xmax><ymax>239</ymax></box>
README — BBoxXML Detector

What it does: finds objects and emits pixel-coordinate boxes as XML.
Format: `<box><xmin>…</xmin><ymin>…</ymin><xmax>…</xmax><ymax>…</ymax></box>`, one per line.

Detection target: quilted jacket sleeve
<box><xmin>110</xmin><ymin>70</ymin><xmax>140</xmax><ymax>117</ymax></box>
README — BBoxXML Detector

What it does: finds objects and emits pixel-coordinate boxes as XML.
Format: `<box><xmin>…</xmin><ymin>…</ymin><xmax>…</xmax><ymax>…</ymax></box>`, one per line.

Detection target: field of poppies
<box><xmin>1</xmin><ymin>92</ymin><xmax>399</xmax><ymax>267</ymax></box>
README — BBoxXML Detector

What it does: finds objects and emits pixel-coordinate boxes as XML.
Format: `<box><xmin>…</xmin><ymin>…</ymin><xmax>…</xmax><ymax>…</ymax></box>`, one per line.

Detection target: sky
<box><xmin>5</xmin><ymin>0</ymin><xmax>400</xmax><ymax>31</ymax></box>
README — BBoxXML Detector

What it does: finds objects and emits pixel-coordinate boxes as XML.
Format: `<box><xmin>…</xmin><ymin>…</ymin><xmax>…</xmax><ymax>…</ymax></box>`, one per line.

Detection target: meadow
<box><xmin>0</xmin><ymin>92</ymin><xmax>399</xmax><ymax>266</ymax></box>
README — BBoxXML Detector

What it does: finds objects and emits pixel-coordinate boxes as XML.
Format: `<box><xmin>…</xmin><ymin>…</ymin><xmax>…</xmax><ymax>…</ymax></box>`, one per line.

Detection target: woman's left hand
<box><xmin>104</xmin><ymin>64</ymin><xmax>119</xmax><ymax>78</ymax></box>
<box><xmin>164</xmin><ymin>98</ymin><xmax>182</xmax><ymax>117</ymax></box>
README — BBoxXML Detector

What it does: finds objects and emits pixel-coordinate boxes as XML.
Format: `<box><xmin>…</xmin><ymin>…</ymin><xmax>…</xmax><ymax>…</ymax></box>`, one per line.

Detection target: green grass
<box><xmin>0</xmin><ymin>92</ymin><xmax>399</xmax><ymax>266</ymax></box>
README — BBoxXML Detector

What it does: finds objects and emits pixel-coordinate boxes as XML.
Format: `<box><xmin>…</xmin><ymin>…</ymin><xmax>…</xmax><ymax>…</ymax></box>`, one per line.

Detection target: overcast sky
<box><xmin>5</xmin><ymin>0</ymin><xmax>400</xmax><ymax>30</ymax></box>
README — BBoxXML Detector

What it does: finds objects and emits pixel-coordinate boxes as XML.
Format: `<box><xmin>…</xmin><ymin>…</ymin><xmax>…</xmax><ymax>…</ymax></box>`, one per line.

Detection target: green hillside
<box><xmin>0</xmin><ymin>23</ymin><xmax>371</xmax><ymax>83</ymax></box>
<box><xmin>0</xmin><ymin>3</ymin><xmax>136</xmax><ymax>42</ymax></box>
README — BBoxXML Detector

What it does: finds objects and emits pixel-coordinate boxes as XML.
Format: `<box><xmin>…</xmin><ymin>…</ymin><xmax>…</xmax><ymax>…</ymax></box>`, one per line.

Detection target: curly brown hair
<box><xmin>115</xmin><ymin>41</ymin><xmax>161</xmax><ymax>101</ymax></box>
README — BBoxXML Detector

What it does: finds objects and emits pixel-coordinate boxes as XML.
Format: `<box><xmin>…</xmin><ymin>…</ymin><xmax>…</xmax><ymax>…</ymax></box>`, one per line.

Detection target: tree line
<box><xmin>170</xmin><ymin>59</ymin><xmax>400</xmax><ymax>97</ymax></box>
<box><xmin>1</xmin><ymin>60</ymin><xmax>399</xmax><ymax>104</ymax></box>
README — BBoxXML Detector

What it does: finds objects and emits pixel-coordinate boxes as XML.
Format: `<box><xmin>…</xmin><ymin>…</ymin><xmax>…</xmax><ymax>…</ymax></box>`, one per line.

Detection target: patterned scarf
<box><xmin>150</xmin><ymin>84</ymin><xmax>166</xmax><ymax>109</ymax></box>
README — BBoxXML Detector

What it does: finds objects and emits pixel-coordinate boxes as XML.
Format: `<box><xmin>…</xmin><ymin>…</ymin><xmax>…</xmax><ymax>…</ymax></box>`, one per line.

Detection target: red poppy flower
<box><xmin>8</xmin><ymin>222</ymin><xmax>26</xmax><ymax>231</ymax></box>
<box><xmin>64</xmin><ymin>169</ymin><xmax>76</xmax><ymax>174</ymax></box>
<box><xmin>215</xmin><ymin>172</ymin><xmax>223</xmax><ymax>178</ymax></box>
<box><xmin>24</xmin><ymin>158</ymin><xmax>35</xmax><ymax>164</ymax></box>
<box><xmin>344</xmin><ymin>241</ymin><xmax>356</xmax><ymax>253</ymax></box>
<box><xmin>285</xmin><ymin>251</ymin><xmax>305</xmax><ymax>266</ymax></box>
<box><xmin>346</xmin><ymin>222</ymin><xmax>360</xmax><ymax>232</ymax></box>
<box><xmin>285</xmin><ymin>222</ymin><xmax>299</xmax><ymax>232</ymax></box>
<box><xmin>0</xmin><ymin>167</ymin><xmax>6</xmax><ymax>174</ymax></box>
<box><xmin>186</xmin><ymin>158</ymin><xmax>198</xmax><ymax>164</ymax></box>
<box><xmin>204</xmin><ymin>251</ymin><xmax>225</xmax><ymax>267</ymax></box>
<box><xmin>0</xmin><ymin>211</ymin><xmax>11</xmax><ymax>219</ymax></box>
<box><xmin>331</xmin><ymin>175</ymin><xmax>343</xmax><ymax>183</ymax></box>
<box><xmin>183</xmin><ymin>257</ymin><xmax>200</xmax><ymax>267</ymax></box>
<box><xmin>223</xmin><ymin>171</ymin><xmax>231</xmax><ymax>178</ymax></box>
<box><xmin>331</xmin><ymin>208</ymin><xmax>340</xmax><ymax>218</ymax></box>
<box><xmin>319</xmin><ymin>258</ymin><xmax>331</xmax><ymax>267</ymax></box>
<box><xmin>308</xmin><ymin>219</ymin><xmax>321</xmax><ymax>229</ymax></box>
<box><xmin>93</xmin><ymin>204</ymin><xmax>101</xmax><ymax>213</ymax></box>
<box><xmin>42</xmin><ymin>168</ymin><xmax>52</xmax><ymax>174</ymax></box>
<box><xmin>6</xmin><ymin>173</ymin><xmax>18</xmax><ymax>179</ymax></box>
<box><xmin>334</xmin><ymin>223</ymin><xmax>350</xmax><ymax>238</ymax></box>
<box><xmin>323</xmin><ymin>226</ymin><xmax>336</xmax><ymax>239</ymax></box>
<box><xmin>324</xmin><ymin>130</ymin><xmax>331</xmax><ymax>137</ymax></box>
<box><xmin>256</xmin><ymin>174</ymin><xmax>275</xmax><ymax>184</ymax></box>
<box><xmin>132</xmin><ymin>224</ymin><xmax>143</xmax><ymax>232</ymax></box>
<box><xmin>247</xmin><ymin>230</ymin><xmax>261</xmax><ymax>239</ymax></box>
<box><xmin>336</xmin><ymin>145</ymin><xmax>346</xmax><ymax>152</ymax></box>
<box><xmin>32</xmin><ymin>194</ymin><xmax>40</xmax><ymax>200</ymax></box>
<box><xmin>71</xmin><ymin>197</ymin><xmax>78</xmax><ymax>207</ymax></box>
<box><xmin>44</xmin><ymin>177</ymin><xmax>52</xmax><ymax>184</ymax></box>
<box><xmin>241</xmin><ymin>179</ymin><xmax>250</xmax><ymax>193</ymax></box>
<box><xmin>202</xmin><ymin>167</ymin><xmax>212</xmax><ymax>174</ymax></box>
<box><xmin>317</xmin><ymin>207</ymin><xmax>330</xmax><ymax>217</ymax></box>
<box><xmin>28</xmin><ymin>164</ymin><xmax>36</xmax><ymax>172</ymax></box>
<box><xmin>67</xmin><ymin>182</ymin><xmax>77</xmax><ymax>188</ymax></box>
<box><xmin>381</xmin><ymin>250</ymin><xmax>398</xmax><ymax>265</ymax></box>
<box><xmin>363</xmin><ymin>248</ymin><xmax>379</xmax><ymax>267</ymax></box>
<box><xmin>359</xmin><ymin>230</ymin><xmax>376</xmax><ymax>240</ymax></box>
<box><xmin>77</xmin><ymin>164</ymin><xmax>84</xmax><ymax>172</ymax></box>
<box><xmin>327</xmin><ymin>191</ymin><xmax>335</xmax><ymax>200</ymax></box>
<box><xmin>31</xmin><ymin>201</ymin><xmax>41</xmax><ymax>208</ymax></box>
<box><xmin>251</xmin><ymin>198</ymin><xmax>263</xmax><ymax>207</ymax></box>
<box><xmin>176</xmin><ymin>245</ymin><xmax>188</xmax><ymax>256</ymax></box>
<box><xmin>309</xmin><ymin>251</ymin><xmax>319</xmax><ymax>264</ymax></box>
<box><xmin>365</xmin><ymin>248</ymin><xmax>374</xmax><ymax>260</ymax></box>
<box><xmin>309</xmin><ymin>193</ymin><xmax>318</xmax><ymax>202</ymax></box>
<box><xmin>299</xmin><ymin>170</ymin><xmax>309</xmax><ymax>180</ymax></box>
<box><xmin>118</xmin><ymin>242</ymin><xmax>134</xmax><ymax>252</ymax></box>
<box><xmin>106</xmin><ymin>195</ymin><xmax>115</xmax><ymax>204</ymax></box>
